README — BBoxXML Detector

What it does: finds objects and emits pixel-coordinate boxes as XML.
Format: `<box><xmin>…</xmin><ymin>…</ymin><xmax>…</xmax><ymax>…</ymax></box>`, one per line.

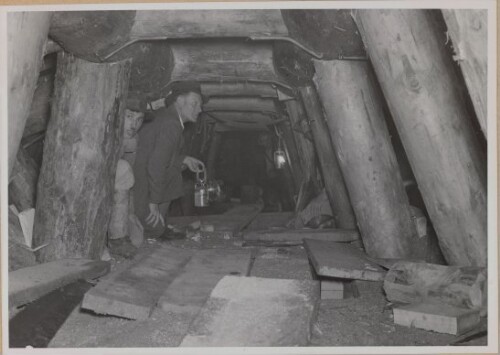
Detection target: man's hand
<box><xmin>183</xmin><ymin>156</ymin><xmax>205</xmax><ymax>173</ymax></box>
<box><xmin>146</xmin><ymin>203</ymin><xmax>165</xmax><ymax>228</ymax></box>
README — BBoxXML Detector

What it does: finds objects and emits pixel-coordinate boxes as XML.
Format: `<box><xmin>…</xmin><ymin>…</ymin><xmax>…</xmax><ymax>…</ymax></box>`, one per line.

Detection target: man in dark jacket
<box><xmin>133</xmin><ymin>84</ymin><xmax>204</xmax><ymax>238</ymax></box>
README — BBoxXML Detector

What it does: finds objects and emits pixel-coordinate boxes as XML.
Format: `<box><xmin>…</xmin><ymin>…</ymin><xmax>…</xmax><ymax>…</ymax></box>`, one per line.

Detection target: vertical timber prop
<box><xmin>353</xmin><ymin>10</ymin><xmax>487</xmax><ymax>266</ymax></box>
<box><xmin>206</xmin><ymin>131</ymin><xmax>222</xmax><ymax>180</ymax></box>
<box><xmin>33</xmin><ymin>53</ymin><xmax>131</xmax><ymax>262</ymax></box>
<box><xmin>442</xmin><ymin>9</ymin><xmax>488</xmax><ymax>138</ymax></box>
<box><xmin>8</xmin><ymin>12</ymin><xmax>52</xmax><ymax>178</ymax></box>
<box><xmin>299</xmin><ymin>86</ymin><xmax>357</xmax><ymax>230</ymax></box>
<box><xmin>313</xmin><ymin>60</ymin><xmax>416</xmax><ymax>258</ymax></box>
<box><xmin>285</xmin><ymin>100</ymin><xmax>319</xmax><ymax>192</ymax></box>
<box><xmin>9</xmin><ymin>147</ymin><xmax>39</xmax><ymax>212</ymax></box>
<box><xmin>280</xmin><ymin>121</ymin><xmax>303</xmax><ymax>194</ymax></box>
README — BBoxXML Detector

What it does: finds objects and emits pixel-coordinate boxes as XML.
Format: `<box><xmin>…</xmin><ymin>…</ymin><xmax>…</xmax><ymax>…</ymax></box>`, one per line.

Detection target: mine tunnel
<box><xmin>7</xmin><ymin>8</ymin><xmax>489</xmax><ymax>349</ymax></box>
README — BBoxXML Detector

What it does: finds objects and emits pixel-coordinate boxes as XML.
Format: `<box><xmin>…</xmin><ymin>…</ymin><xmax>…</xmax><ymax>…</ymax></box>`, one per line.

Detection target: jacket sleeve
<box><xmin>147</xmin><ymin>119</ymin><xmax>182</xmax><ymax>203</ymax></box>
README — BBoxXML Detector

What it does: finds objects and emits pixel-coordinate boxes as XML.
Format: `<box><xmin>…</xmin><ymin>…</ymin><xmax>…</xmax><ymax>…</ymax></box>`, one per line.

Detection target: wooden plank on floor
<box><xmin>303</xmin><ymin>239</ymin><xmax>386</xmax><ymax>281</ymax></box>
<box><xmin>244</xmin><ymin>228</ymin><xmax>359</xmax><ymax>243</ymax></box>
<box><xmin>9</xmin><ymin>259</ymin><xmax>110</xmax><ymax>308</ymax></box>
<box><xmin>10</xmin><ymin>280</ymin><xmax>93</xmax><ymax>348</ymax></box>
<box><xmin>169</xmin><ymin>210</ymin><xmax>261</xmax><ymax>238</ymax></box>
<box><xmin>393</xmin><ymin>303</ymin><xmax>481</xmax><ymax>335</ymax></box>
<box><xmin>245</xmin><ymin>212</ymin><xmax>294</xmax><ymax>231</ymax></box>
<box><xmin>158</xmin><ymin>248</ymin><xmax>252</xmax><ymax>315</ymax></box>
<box><xmin>81</xmin><ymin>246</ymin><xmax>193</xmax><ymax>320</ymax></box>
<box><xmin>180</xmin><ymin>276</ymin><xmax>320</xmax><ymax>347</ymax></box>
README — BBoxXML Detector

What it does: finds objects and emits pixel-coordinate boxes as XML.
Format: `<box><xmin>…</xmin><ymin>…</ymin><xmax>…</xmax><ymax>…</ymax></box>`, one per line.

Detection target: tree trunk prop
<box><xmin>313</xmin><ymin>60</ymin><xmax>417</xmax><ymax>259</ymax></box>
<box><xmin>442</xmin><ymin>9</ymin><xmax>488</xmax><ymax>138</ymax></box>
<box><xmin>284</xmin><ymin>100</ymin><xmax>319</xmax><ymax>192</ymax></box>
<box><xmin>299</xmin><ymin>86</ymin><xmax>357</xmax><ymax>230</ymax></box>
<box><xmin>8</xmin><ymin>12</ymin><xmax>52</xmax><ymax>178</ymax></box>
<box><xmin>33</xmin><ymin>53</ymin><xmax>131</xmax><ymax>262</ymax></box>
<box><xmin>9</xmin><ymin>147</ymin><xmax>39</xmax><ymax>212</ymax></box>
<box><xmin>353</xmin><ymin>10</ymin><xmax>487</xmax><ymax>266</ymax></box>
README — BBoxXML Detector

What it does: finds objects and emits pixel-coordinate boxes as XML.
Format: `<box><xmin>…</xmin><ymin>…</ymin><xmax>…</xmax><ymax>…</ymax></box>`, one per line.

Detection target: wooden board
<box><xmin>158</xmin><ymin>249</ymin><xmax>252</xmax><ymax>315</ymax></box>
<box><xmin>246</xmin><ymin>212</ymin><xmax>294</xmax><ymax>231</ymax></box>
<box><xmin>244</xmin><ymin>228</ymin><xmax>359</xmax><ymax>243</ymax></box>
<box><xmin>303</xmin><ymin>239</ymin><xmax>386</xmax><ymax>281</ymax></box>
<box><xmin>168</xmin><ymin>208</ymin><xmax>261</xmax><ymax>238</ymax></box>
<box><xmin>81</xmin><ymin>246</ymin><xmax>192</xmax><ymax>320</ymax></box>
<box><xmin>201</xmin><ymin>82</ymin><xmax>278</xmax><ymax>98</ymax></box>
<box><xmin>130</xmin><ymin>10</ymin><xmax>288</xmax><ymax>38</ymax></box>
<box><xmin>393</xmin><ymin>303</ymin><xmax>480</xmax><ymax>335</ymax></box>
<box><xmin>203</xmin><ymin>97</ymin><xmax>279</xmax><ymax>114</ymax></box>
<box><xmin>180</xmin><ymin>276</ymin><xmax>319</xmax><ymax>347</ymax></box>
<box><xmin>168</xmin><ymin>40</ymin><xmax>289</xmax><ymax>89</ymax></box>
<box><xmin>9</xmin><ymin>259</ymin><xmax>110</xmax><ymax>308</ymax></box>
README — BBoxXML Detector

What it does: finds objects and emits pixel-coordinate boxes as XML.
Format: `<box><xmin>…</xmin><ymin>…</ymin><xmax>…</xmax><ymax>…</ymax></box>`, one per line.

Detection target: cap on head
<box><xmin>126</xmin><ymin>96</ymin><xmax>147</xmax><ymax>113</ymax></box>
<box><xmin>164</xmin><ymin>81</ymin><xmax>202</xmax><ymax>106</ymax></box>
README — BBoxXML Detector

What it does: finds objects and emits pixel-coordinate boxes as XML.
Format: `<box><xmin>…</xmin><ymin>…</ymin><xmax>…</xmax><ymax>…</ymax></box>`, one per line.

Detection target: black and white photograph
<box><xmin>2</xmin><ymin>1</ymin><xmax>497</xmax><ymax>354</ymax></box>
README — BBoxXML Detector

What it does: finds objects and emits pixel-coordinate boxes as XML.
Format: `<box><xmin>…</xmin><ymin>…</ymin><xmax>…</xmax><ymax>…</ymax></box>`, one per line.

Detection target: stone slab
<box><xmin>180</xmin><ymin>275</ymin><xmax>320</xmax><ymax>347</ymax></box>
<box><xmin>9</xmin><ymin>258</ymin><xmax>110</xmax><ymax>308</ymax></box>
<box><xmin>304</xmin><ymin>239</ymin><xmax>386</xmax><ymax>281</ymax></box>
<box><xmin>81</xmin><ymin>246</ymin><xmax>192</xmax><ymax>320</ymax></box>
<box><xmin>393</xmin><ymin>302</ymin><xmax>481</xmax><ymax>335</ymax></box>
<box><xmin>159</xmin><ymin>248</ymin><xmax>252</xmax><ymax>315</ymax></box>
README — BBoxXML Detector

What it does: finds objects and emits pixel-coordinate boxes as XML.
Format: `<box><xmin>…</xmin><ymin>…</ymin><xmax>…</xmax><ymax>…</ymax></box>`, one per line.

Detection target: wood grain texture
<box><xmin>9</xmin><ymin>147</ymin><xmax>39</xmax><ymax>211</ymax></box>
<box><xmin>299</xmin><ymin>86</ymin><xmax>357</xmax><ymax>229</ymax></box>
<box><xmin>313</xmin><ymin>60</ymin><xmax>416</xmax><ymax>259</ymax></box>
<box><xmin>203</xmin><ymin>97</ymin><xmax>279</xmax><ymax>113</ymax></box>
<box><xmin>284</xmin><ymin>100</ymin><xmax>319</xmax><ymax>191</ymax></box>
<box><xmin>8</xmin><ymin>12</ymin><xmax>52</xmax><ymax>178</ymax></box>
<box><xmin>353</xmin><ymin>9</ymin><xmax>487</xmax><ymax>266</ymax></box>
<box><xmin>32</xmin><ymin>53</ymin><xmax>131</xmax><ymax>262</ymax></box>
<box><xmin>442</xmin><ymin>9</ymin><xmax>488</xmax><ymax>138</ymax></box>
<box><xmin>131</xmin><ymin>9</ymin><xmax>288</xmax><ymax>38</ymax></box>
<box><xmin>201</xmin><ymin>82</ymin><xmax>278</xmax><ymax>98</ymax></box>
<box><xmin>169</xmin><ymin>40</ymin><xmax>289</xmax><ymax>88</ymax></box>
<box><xmin>304</xmin><ymin>239</ymin><xmax>386</xmax><ymax>281</ymax></box>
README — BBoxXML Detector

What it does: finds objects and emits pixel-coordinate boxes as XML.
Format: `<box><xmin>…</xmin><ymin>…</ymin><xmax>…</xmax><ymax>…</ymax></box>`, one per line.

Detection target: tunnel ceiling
<box><xmin>49</xmin><ymin>9</ymin><xmax>364</xmax><ymax>131</ymax></box>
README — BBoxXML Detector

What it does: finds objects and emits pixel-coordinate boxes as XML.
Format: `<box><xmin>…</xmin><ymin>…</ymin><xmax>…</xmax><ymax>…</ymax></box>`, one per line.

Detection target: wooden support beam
<box><xmin>201</xmin><ymin>82</ymin><xmax>278</xmax><ymax>98</ymax></box>
<box><xmin>280</xmin><ymin>121</ymin><xmax>303</xmax><ymax>194</ymax></box>
<box><xmin>206</xmin><ymin>131</ymin><xmax>222</xmax><ymax>180</ymax></box>
<box><xmin>299</xmin><ymin>86</ymin><xmax>356</xmax><ymax>229</ymax></box>
<box><xmin>32</xmin><ymin>53</ymin><xmax>131</xmax><ymax>262</ymax></box>
<box><xmin>284</xmin><ymin>100</ymin><xmax>319</xmax><ymax>191</ymax></box>
<box><xmin>8</xmin><ymin>12</ymin><xmax>52</xmax><ymax>178</ymax></box>
<box><xmin>313</xmin><ymin>60</ymin><xmax>416</xmax><ymax>259</ymax></box>
<box><xmin>353</xmin><ymin>10</ymin><xmax>487</xmax><ymax>266</ymax></box>
<box><xmin>442</xmin><ymin>9</ymin><xmax>488</xmax><ymax>138</ymax></box>
<box><xmin>169</xmin><ymin>40</ymin><xmax>290</xmax><ymax>90</ymax></box>
<box><xmin>203</xmin><ymin>97</ymin><xmax>278</xmax><ymax>114</ymax></box>
<box><xmin>22</xmin><ymin>72</ymin><xmax>54</xmax><ymax>140</ymax></box>
<box><xmin>9</xmin><ymin>147</ymin><xmax>39</xmax><ymax>212</ymax></box>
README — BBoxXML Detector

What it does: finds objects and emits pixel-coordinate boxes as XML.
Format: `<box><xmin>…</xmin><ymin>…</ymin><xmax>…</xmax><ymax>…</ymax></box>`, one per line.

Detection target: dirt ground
<box><xmin>47</xmin><ymin>236</ymin><xmax>488</xmax><ymax>348</ymax></box>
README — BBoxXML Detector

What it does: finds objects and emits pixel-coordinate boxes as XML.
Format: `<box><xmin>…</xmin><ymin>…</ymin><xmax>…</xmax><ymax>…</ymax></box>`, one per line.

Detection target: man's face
<box><xmin>124</xmin><ymin>109</ymin><xmax>144</xmax><ymax>139</ymax></box>
<box><xmin>179</xmin><ymin>92</ymin><xmax>203</xmax><ymax>123</ymax></box>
